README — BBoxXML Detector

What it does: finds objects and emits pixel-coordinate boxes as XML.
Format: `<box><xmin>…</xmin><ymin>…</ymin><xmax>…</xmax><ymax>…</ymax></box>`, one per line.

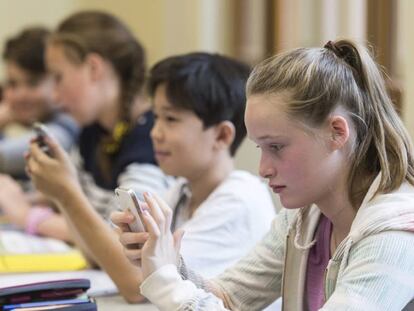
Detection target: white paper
<box><xmin>0</xmin><ymin>231</ymin><xmax>71</xmax><ymax>254</ymax></box>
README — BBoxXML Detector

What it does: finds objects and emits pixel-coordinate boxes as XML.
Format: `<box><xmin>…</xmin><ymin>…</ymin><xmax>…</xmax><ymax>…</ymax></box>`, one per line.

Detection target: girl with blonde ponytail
<box><xmin>121</xmin><ymin>39</ymin><xmax>414</xmax><ymax>310</ymax></box>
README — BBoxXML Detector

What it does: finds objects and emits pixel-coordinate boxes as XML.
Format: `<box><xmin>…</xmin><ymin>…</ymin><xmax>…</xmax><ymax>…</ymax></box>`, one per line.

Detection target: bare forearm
<box><xmin>56</xmin><ymin>188</ymin><xmax>145</xmax><ymax>303</ymax></box>
<box><xmin>26</xmin><ymin>191</ymin><xmax>51</xmax><ymax>205</ymax></box>
<box><xmin>37</xmin><ymin>214</ymin><xmax>74</xmax><ymax>243</ymax></box>
<box><xmin>35</xmin><ymin>212</ymin><xmax>97</xmax><ymax>264</ymax></box>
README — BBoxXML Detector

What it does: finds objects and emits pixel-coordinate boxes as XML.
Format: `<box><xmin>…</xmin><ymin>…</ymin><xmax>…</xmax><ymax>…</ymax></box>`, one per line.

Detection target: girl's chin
<box><xmin>279</xmin><ymin>197</ymin><xmax>306</xmax><ymax>210</ymax></box>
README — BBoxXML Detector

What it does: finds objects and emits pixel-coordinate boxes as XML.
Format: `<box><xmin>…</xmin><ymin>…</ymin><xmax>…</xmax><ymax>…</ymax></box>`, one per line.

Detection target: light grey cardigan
<box><xmin>140</xmin><ymin>175</ymin><xmax>414</xmax><ymax>310</ymax></box>
<box><xmin>0</xmin><ymin>112</ymin><xmax>79</xmax><ymax>178</ymax></box>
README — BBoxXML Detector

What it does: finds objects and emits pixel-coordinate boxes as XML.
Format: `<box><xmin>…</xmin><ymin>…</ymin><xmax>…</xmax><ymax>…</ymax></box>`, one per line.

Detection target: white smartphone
<box><xmin>114</xmin><ymin>187</ymin><xmax>146</xmax><ymax>233</ymax></box>
<box><xmin>33</xmin><ymin>122</ymin><xmax>52</xmax><ymax>156</ymax></box>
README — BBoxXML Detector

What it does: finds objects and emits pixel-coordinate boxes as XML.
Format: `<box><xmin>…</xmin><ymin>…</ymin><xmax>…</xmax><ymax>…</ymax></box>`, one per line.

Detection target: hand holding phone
<box><xmin>114</xmin><ymin>188</ymin><xmax>146</xmax><ymax>233</ymax></box>
<box><xmin>33</xmin><ymin>122</ymin><xmax>52</xmax><ymax>156</ymax></box>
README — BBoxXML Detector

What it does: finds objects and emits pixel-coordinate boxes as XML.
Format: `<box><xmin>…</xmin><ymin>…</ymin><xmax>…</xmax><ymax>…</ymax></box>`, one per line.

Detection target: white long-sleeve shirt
<box><xmin>163</xmin><ymin>170</ymin><xmax>276</xmax><ymax>278</ymax></box>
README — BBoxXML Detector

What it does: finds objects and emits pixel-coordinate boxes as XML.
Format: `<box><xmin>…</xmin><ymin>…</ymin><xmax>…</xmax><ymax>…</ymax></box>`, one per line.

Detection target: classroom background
<box><xmin>0</xmin><ymin>0</ymin><xmax>412</xmax><ymax>182</ymax></box>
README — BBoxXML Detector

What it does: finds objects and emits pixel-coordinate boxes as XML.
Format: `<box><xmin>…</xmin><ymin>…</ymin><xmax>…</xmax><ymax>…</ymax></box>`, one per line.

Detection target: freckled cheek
<box><xmin>278</xmin><ymin>162</ymin><xmax>302</xmax><ymax>183</ymax></box>
<box><xmin>278</xmin><ymin>153</ymin><xmax>309</xmax><ymax>184</ymax></box>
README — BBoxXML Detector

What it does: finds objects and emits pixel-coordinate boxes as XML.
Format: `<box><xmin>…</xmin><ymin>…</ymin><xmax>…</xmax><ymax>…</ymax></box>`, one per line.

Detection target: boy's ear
<box><xmin>84</xmin><ymin>53</ymin><xmax>105</xmax><ymax>82</ymax></box>
<box><xmin>327</xmin><ymin>115</ymin><xmax>350</xmax><ymax>150</ymax></box>
<box><xmin>214</xmin><ymin>121</ymin><xmax>235</xmax><ymax>151</ymax></box>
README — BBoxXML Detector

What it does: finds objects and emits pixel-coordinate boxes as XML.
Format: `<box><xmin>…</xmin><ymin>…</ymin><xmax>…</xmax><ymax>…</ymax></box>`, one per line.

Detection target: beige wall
<box><xmin>0</xmin><ymin>0</ymin><xmax>76</xmax><ymax>79</ymax></box>
<box><xmin>399</xmin><ymin>0</ymin><xmax>414</xmax><ymax>140</ymax></box>
<box><xmin>71</xmin><ymin>0</ymin><xmax>206</xmax><ymax>66</ymax></box>
<box><xmin>0</xmin><ymin>0</ymin><xmax>207</xmax><ymax>75</ymax></box>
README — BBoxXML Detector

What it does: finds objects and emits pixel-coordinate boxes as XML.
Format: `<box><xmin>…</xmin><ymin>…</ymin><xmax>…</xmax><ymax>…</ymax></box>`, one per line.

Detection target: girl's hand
<box><xmin>140</xmin><ymin>193</ymin><xmax>185</xmax><ymax>279</ymax></box>
<box><xmin>25</xmin><ymin>136</ymin><xmax>81</xmax><ymax>204</ymax></box>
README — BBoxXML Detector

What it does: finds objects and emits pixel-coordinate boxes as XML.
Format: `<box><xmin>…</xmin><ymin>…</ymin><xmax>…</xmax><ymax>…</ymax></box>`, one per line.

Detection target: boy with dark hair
<box><xmin>147</xmin><ymin>52</ymin><xmax>247</xmax><ymax>156</ymax></box>
<box><xmin>132</xmin><ymin>52</ymin><xmax>276</xmax><ymax>277</ymax></box>
<box><xmin>113</xmin><ymin>52</ymin><xmax>275</xmax><ymax>288</ymax></box>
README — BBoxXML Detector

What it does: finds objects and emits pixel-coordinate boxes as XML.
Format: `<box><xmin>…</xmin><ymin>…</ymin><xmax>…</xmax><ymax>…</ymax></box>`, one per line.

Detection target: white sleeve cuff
<box><xmin>140</xmin><ymin>264</ymin><xmax>199</xmax><ymax>311</ymax></box>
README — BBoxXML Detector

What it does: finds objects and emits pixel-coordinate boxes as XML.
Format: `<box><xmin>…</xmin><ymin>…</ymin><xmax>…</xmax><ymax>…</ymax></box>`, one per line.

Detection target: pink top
<box><xmin>305</xmin><ymin>214</ymin><xmax>332</xmax><ymax>311</ymax></box>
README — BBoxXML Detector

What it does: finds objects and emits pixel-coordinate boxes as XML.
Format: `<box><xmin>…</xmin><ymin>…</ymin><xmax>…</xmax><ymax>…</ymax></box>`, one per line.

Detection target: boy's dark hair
<box><xmin>148</xmin><ymin>52</ymin><xmax>251</xmax><ymax>156</ymax></box>
<box><xmin>3</xmin><ymin>27</ymin><xmax>50</xmax><ymax>76</ymax></box>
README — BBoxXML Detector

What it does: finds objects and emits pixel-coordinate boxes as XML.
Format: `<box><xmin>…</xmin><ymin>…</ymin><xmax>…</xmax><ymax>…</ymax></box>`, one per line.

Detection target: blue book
<box><xmin>3</xmin><ymin>297</ymin><xmax>90</xmax><ymax>310</ymax></box>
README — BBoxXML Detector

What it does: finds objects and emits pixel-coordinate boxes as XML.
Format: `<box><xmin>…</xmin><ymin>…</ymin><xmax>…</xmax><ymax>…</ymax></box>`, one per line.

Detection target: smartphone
<box><xmin>114</xmin><ymin>188</ymin><xmax>146</xmax><ymax>233</ymax></box>
<box><xmin>33</xmin><ymin>122</ymin><xmax>52</xmax><ymax>156</ymax></box>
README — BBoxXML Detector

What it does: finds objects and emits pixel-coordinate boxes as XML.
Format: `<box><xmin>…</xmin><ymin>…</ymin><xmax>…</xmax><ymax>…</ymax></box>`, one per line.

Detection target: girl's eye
<box><xmin>27</xmin><ymin>77</ymin><xmax>42</xmax><ymax>87</ymax></box>
<box><xmin>53</xmin><ymin>73</ymin><xmax>62</xmax><ymax>83</ymax></box>
<box><xmin>5</xmin><ymin>80</ymin><xmax>17</xmax><ymax>88</ymax></box>
<box><xmin>269</xmin><ymin>144</ymin><xmax>284</xmax><ymax>152</ymax></box>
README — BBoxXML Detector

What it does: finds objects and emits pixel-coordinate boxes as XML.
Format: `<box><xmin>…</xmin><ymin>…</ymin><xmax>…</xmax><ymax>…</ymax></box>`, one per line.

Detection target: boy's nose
<box><xmin>150</xmin><ymin>122</ymin><xmax>163</xmax><ymax>142</ymax></box>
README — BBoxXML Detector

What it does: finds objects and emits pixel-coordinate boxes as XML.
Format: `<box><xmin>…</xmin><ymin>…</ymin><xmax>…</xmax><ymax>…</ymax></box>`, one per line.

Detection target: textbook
<box><xmin>0</xmin><ymin>230</ymin><xmax>87</xmax><ymax>273</ymax></box>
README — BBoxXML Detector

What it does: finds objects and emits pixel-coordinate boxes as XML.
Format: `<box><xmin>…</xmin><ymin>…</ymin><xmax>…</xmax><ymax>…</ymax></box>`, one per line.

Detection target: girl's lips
<box><xmin>270</xmin><ymin>185</ymin><xmax>286</xmax><ymax>194</ymax></box>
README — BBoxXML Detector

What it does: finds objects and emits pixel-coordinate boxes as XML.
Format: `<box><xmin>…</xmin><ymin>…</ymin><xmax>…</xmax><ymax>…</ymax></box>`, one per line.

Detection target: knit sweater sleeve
<box><xmin>321</xmin><ymin>231</ymin><xmax>414</xmax><ymax>311</ymax></box>
<box><xmin>140</xmin><ymin>210</ymin><xmax>290</xmax><ymax>311</ymax></box>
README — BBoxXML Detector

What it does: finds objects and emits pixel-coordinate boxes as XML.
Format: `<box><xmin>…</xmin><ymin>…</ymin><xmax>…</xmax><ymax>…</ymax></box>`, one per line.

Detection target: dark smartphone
<box><xmin>33</xmin><ymin>122</ymin><xmax>52</xmax><ymax>156</ymax></box>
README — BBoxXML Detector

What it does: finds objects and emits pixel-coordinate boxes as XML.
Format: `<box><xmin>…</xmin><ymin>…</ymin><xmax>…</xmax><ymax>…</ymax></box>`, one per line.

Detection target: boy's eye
<box><xmin>165</xmin><ymin>115</ymin><xmax>179</xmax><ymax>122</ymax></box>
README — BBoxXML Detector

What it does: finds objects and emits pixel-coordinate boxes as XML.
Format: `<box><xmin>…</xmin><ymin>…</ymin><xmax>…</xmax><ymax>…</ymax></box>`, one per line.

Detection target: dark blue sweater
<box><xmin>79</xmin><ymin>111</ymin><xmax>156</xmax><ymax>190</ymax></box>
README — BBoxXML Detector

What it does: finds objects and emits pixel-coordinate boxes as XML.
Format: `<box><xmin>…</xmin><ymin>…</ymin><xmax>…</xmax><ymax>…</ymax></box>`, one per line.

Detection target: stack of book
<box><xmin>0</xmin><ymin>279</ymin><xmax>96</xmax><ymax>310</ymax></box>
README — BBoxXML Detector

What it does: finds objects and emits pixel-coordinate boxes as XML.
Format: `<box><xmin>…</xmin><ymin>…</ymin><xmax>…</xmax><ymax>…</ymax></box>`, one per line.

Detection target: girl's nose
<box><xmin>259</xmin><ymin>152</ymin><xmax>276</xmax><ymax>179</ymax></box>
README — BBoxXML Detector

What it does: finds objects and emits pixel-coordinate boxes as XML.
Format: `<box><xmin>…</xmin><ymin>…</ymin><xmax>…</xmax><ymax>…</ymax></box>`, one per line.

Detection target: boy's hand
<box><xmin>111</xmin><ymin>210</ymin><xmax>150</xmax><ymax>266</ymax></box>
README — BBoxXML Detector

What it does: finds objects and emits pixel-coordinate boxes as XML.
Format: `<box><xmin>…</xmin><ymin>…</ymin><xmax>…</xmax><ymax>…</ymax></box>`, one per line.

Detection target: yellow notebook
<box><xmin>0</xmin><ymin>230</ymin><xmax>87</xmax><ymax>273</ymax></box>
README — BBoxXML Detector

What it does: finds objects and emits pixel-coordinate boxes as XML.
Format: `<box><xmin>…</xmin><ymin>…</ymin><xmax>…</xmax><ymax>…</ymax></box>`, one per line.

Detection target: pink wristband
<box><xmin>25</xmin><ymin>206</ymin><xmax>54</xmax><ymax>235</ymax></box>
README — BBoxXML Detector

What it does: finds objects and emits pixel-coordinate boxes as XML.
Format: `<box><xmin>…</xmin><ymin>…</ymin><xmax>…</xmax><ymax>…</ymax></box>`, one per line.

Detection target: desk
<box><xmin>0</xmin><ymin>226</ymin><xmax>159</xmax><ymax>309</ymax></box>
<box><xmin>96</xmin><ymin>296</ymin><xmax>158</xmax><ymax>311</ymax></box>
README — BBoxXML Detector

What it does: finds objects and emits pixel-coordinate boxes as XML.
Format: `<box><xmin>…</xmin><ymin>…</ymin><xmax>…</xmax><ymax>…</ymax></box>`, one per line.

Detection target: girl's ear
<box><xmin>84</xmin><ymin>53</ymin><xmax>105</xmax><ymax>82</ymax></box>
<box><xmin>327</xmin><ymin>115</ymin><xmax>350</xmax><ymax>150</ymax></box>
<box><xmin>214</xmin><ymin>121</ymin><xmax>235</xmax><ymax>152</ymax></box>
